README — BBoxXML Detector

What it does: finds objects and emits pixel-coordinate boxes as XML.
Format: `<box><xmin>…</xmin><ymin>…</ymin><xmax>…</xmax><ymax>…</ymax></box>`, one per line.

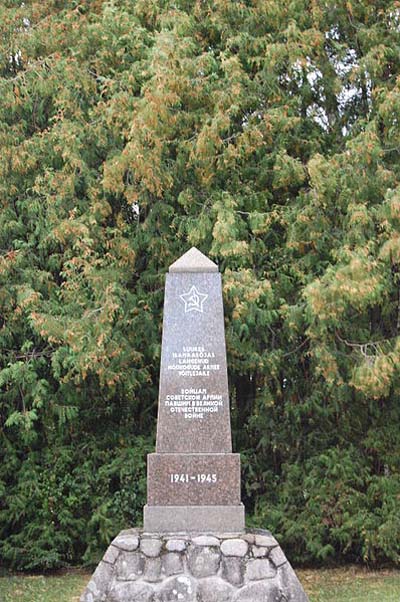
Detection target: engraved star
<box><xmin>180</xmin><ymin>286</ymin><xmax>208</xmax><ymax>313</ymax></box>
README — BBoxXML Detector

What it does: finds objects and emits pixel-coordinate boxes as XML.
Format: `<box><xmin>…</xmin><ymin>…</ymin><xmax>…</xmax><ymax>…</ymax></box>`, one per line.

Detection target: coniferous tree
<box><xmin>0</xmin><ymin>0</ymin><xmax>399</xmax><ymax>568</ymax></box>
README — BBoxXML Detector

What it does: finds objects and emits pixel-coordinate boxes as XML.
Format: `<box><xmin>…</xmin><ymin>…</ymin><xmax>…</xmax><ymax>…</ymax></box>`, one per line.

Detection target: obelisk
<box><xmin>81</xmin><ymin>247</ymin><xmax>310</xmax><ymax>602</ymax></box>
<box><xmin>143</xmin><ymin>247</ymin><xmax>245</xmax><ymax>532</ymax></box>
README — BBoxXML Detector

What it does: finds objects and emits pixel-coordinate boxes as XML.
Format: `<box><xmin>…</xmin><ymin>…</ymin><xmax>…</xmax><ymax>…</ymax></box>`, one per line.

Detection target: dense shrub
<box><xmin>1</xmin><ymin>0</ymin><xmax>399</xmax><ymax>568</ymax></box>
<box><xmin>0</xmin><ymin>438</ymin><xmax>151</xmax><ymax>569</ymax></box>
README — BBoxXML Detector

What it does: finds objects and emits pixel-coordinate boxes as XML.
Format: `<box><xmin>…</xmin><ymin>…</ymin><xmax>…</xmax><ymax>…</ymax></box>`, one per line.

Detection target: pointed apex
<box><xmin>169</xmin><ymin>247</ymin><xmax>218</xmax><ymax>273</ymax></box>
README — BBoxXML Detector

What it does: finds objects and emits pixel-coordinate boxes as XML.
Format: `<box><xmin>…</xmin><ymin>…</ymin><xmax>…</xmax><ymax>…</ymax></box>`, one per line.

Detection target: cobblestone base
<box><xmin>81</xmin><ymin>529</ymin><xmax>309</xmax><ymax>602</ymax></box>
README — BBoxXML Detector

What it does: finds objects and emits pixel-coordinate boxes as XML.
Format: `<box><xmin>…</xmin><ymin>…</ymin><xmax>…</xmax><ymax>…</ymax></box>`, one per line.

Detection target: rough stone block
<box><xmin>162</xmin><ymin>552</ymin><xmax>183</xmax><ymax>576</ymax></box>
<box><xmin>116</xmin><ymin>551</ymin><xmax>145</xmax><ymax>581</ymax></box>
<box><xmin>221</xmin><ymin>556</ymin><xmax>245</xmax><ymax>587</ymax></box>
<box><xmin>109</xmin><ymin>581</ymin><xmax>154</xmax><ymax>602</ymax></box>
<box><xmin>187</xmin><ymin>544</ymin><xmax>221</xmax><ymax>578</ymax></box>
<box><xmin>80</xmin><ymin>529</ymin><xmax>310</xmax><ymax>602</ymax></box>
<box><xmin>278</xmin><ymin>562</ymin><xmax>309</xmax><ymax>602</ymax></box>
<box><xmin>252</xmin><ymin>545</ymin><xmax>268</xmax><ymax>558</ymax></box>
<box><xmin>102</xmin><ymin>545</ymin><xmax>120</xmax><ymax>565</ymax></box>
<box><xmin>158</xmin><ymin>575</ymin><xmax>197</xmax><ymax>602</ymax></box>
<box><xmin>269</xmin><ymin>546</ymin><xmax>287</xmax><ymax>568</ymax></box>
<box><xmin>192</xmin><ymin>535</ymin><xmax>220</xmax><ymax>547</ymax></box>
<box><xmin>144</xmin><ymin>557</ymin><xmax>162</xmax><ymax>582</ymax></box>
<box><xmin>254</xmin><ymin>533</ymin><xmax>278</xmax><ymax>548</ymax></box>
<box><xmin>140</xmin><ymin>537</ymin><xmax>163</xmax><ymax>558</ymax></box>
<box><xmin>233</xmin><ymin>581</ymin><xmax>282</xmax><ymax>602</ymax></box>
<box><xmin>112</xmin><ymin>532</ymin><xmax>140</xmax><ymax>552</ymax></box>
<box><xmin>221</xmin><ymin>538</ymin><xmax>248</xmax><ymax>557</ymax></box>
<box><xmin>81</xmin><ymin>561</ymin><xmax>113</xmax><ymax>601</ymax></box>
<box><xmin>166</xmin><ymin>539</ymin><xmax>187</xmax><ymax>552</ymax></box>
<box><xmin>81</xmin><ymin>591</ymin><xmax>95</xmax><ymax>602</ymax></box>
<box><xmin>245</xmin><ymin>558</ymin><xmax>277</xmax><ymax>581</ymax></box>
<box><xmin>198</xmin><ymin>577</ymin><xmax>234</xmax><ymax>602</ymax></box>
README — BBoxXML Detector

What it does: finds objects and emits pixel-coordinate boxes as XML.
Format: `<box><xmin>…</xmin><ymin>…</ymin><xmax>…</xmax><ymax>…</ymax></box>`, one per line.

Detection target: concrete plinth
<box><xmin>143</xmin><ymin>504</ymin><xmax>245</xmax><ymax>533</ymax></box>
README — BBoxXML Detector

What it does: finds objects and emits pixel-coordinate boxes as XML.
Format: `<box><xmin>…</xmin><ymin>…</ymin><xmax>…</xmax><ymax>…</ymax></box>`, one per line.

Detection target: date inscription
<box><xmin>169</xmin><ymin>473</ymin><xmax>217</xmax><ymax>484</ymax></box>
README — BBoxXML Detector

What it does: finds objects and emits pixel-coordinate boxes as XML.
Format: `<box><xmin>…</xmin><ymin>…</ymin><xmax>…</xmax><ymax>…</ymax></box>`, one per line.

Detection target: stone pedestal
<box><xmin>80</xmin><ymin>529</ymin><xmax>309</xmax><ymax>602</ymax></box>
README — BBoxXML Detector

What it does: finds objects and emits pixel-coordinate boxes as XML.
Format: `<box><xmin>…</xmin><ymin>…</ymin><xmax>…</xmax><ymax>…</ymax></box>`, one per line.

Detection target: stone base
<box><xmin>144</xmin><ymin>504</ymin><xmax>245</xmax><ymax>533</ymax></box>
<box><xmin>80</xmin><ymin>528</ymin><xmax>309</xmax><ymax>602</ymax></box>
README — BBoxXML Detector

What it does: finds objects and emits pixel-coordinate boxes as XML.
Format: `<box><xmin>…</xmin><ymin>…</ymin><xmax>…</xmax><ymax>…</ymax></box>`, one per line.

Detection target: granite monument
<box><xmin>144</xmin><ymin>247</ymin><xmax>244</xmax><ymax>533</ymax></box>
<box><xmin>81</xmin><ymin>248</ymin><xmax>309</xmax><ymax>602</ymax></box>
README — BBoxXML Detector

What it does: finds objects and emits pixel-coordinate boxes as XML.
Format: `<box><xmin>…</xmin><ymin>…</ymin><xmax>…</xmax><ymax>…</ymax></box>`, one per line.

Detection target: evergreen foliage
<box><xmin>0</xmin><ymin>0</ymin><xmax>399</xmax><ymax>568</ymax></box>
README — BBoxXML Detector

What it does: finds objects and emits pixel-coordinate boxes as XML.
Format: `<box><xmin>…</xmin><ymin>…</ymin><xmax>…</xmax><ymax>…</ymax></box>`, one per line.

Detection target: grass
<box><xmin>0</xmin><ymin>569</ymin><xmax>90</xmax><ymax>602</ymax></box>
<box><xmin>298</xmin><ymin>567</ymin><xmax>400</xmax><ymax>601</ymax></box>
<box><xmin>0</xmin><ymin>566</ymin><xmax>399</xmax><ymax>601</ymax></box>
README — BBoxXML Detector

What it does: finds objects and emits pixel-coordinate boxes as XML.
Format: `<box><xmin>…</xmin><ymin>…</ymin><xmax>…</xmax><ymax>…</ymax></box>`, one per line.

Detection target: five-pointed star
<box><xmin>180</xmin><ymin>285</ymin><xmax>208</xmax><ymax>313</ymax></box>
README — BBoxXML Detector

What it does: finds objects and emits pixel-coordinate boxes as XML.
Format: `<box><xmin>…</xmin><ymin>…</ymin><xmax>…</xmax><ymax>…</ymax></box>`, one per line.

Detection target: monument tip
<box><xmin>169</xmin><ymin>246</ymin><xmax>218</xmax><ymax>273</ymax></box>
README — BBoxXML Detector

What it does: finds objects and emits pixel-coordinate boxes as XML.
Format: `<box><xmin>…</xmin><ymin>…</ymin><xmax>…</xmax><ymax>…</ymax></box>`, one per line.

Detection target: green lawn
<box><xmin>0</xmin><ymin>570</ymin><xmax>90</xmax><ymax>602</ymax></box>
<box><xmin>0</xmin><ymin>567</ymin><xmax>399</xmax><ymax>601</ymax></box>
<box><xmin>298</xmin><ymin>567</ymin><xmax>400</xmax><ymax>602</ymax></box>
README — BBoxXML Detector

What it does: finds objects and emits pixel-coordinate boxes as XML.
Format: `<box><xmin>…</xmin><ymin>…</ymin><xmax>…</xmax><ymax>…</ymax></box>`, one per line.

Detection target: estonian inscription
<box><xmin>164</xmin><ymin>343</ymin><xmax>225</xmax><ymax>420</ymax></box>
<box><xmin>167</xmin><ymin>345</ymin><xmax>220</xmax><ymax>377</ymax></box>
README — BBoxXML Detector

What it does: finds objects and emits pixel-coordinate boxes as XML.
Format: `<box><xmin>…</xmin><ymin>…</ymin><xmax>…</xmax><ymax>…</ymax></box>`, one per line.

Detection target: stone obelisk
<box><xmin>143</xmin><ymin>247</ymin><xmax>245</xmax><ymax>533</ymax></box>
<box><xmin>81</xmin><ymin>248</ymin><xmax>310</xmax><ymax>602</ymax></box>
